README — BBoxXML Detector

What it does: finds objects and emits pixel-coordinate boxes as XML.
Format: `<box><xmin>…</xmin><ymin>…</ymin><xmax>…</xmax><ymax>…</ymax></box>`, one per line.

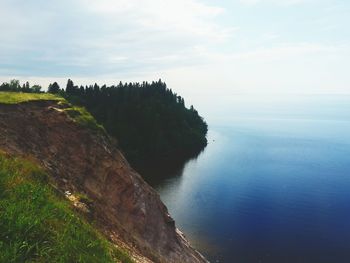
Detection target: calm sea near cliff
<box><xmin>144</xmin><ymin>94</ymin><xmax>350</xmax><ymax>263</ymax></box>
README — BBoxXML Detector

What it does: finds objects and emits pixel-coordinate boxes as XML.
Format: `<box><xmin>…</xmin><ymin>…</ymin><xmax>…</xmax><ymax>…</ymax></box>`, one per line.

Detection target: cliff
<box><xmin>0</xmin><ymin>97</ymin><xmax>208</xmax><ymax>263</ymax></box>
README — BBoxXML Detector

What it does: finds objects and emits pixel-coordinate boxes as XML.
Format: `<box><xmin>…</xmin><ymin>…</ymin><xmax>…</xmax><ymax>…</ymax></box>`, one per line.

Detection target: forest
<box><xmin>0</xmin><ymin>79</ymin><xmax>208</xmax><ymax>169</ymax></box>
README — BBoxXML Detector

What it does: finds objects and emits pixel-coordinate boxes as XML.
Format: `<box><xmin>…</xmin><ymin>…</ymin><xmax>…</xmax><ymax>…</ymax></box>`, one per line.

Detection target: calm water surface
<box><xmin>146</xmin><ymin>95</ymin><xmax>350</xmax><ymax>263</ymax></box>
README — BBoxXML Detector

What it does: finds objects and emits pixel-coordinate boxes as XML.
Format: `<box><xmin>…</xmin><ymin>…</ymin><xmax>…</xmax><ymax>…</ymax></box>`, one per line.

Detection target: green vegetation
<box><xmin>0</xmin><ymin>79</ymin><xmax>43</xmax><ymax>93</ymax></box>
<box><xmin>62</xmin><ymin>105</ymin><xmax>105</xmax><ymax>133</ymax></box>
<box><xmin>0</xmin><ymin>152</ymin><xmax>133</xmax><ymax>263</ymax></box>
<box><xmin>1</xmin><ymin>78</ymin><xmax>208</xmax><ymax>169</ymax></box>
<box><xmin>0</xmin><ymin>92</ymin><xmax>62</xmax><ymax>104</ymax></box>
<box><xmin>0</xmin><ymin>80</ymin><xmax>207</xmax><ymax>261</ymax></box>
<box><xmin>63</xmin><ymin>79</ymin><xmax>208</xmax><ymax>166</ymax></box>
<box><xmin>0</xmin><ymin>91</ymin><xmax>104</xmax><ymax>133</ymax></box>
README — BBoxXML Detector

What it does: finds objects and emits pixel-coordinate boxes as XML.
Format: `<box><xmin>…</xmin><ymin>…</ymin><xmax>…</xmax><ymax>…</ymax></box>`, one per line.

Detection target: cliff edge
<box><xmin>0</xmin><ymin>99</ymin><xmax>207</xmax><ymax>263</ymax></box>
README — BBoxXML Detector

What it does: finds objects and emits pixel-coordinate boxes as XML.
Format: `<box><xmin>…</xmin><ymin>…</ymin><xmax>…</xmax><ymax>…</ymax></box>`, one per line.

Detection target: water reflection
<box><xmin>135</xmin><ymin>148</ymin><xmax>205</xmax><ymax>187</ymax></box>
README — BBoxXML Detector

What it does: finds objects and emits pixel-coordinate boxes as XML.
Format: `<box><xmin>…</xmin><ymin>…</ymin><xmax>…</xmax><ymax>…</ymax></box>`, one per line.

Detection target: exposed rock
<box><xmin>0</xmin><ymin>101</ymin><xmax>208</xmax><ymax>263</ymax></box>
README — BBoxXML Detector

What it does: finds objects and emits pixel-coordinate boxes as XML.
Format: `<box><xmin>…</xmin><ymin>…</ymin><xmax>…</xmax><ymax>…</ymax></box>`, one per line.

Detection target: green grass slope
<box><xmin>0</xmin><ymin>91</ymin><xmax>104</xmax><ymax>133</ymax></box>
<box><xmin>0</xmin><ymin>92</ymin><xmax>63</xmax><ymax>104</ymax></box>
<box><xmin>0</xmin><ymin>153</ymin><xmax>132</xmax><ymax>262</ymax></box>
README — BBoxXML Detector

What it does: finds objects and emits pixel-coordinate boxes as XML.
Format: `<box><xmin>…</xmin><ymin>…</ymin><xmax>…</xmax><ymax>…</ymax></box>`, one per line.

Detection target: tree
<box><xmin>0</xmin><ymin>78</ymin><xmax>208</xmax><ymax>174</ymax></box>
<box><xmin>62</xmin><ymin>79</ymin><xmax>208</xmax><ymax>168</ymax></box>
<box><xmin>48</xmin><ymin>82</ymin><xmax>60</xmax><ymax>94</ymax></box>
<box><xmin>22</xmin><ymin>81</ymin><xmax>31</xmax><ymax>92</ymax></box>
<box><xmin>9</xmin><ymin>79</ymin><xmax>20</xmax><ymax>91</ymax></box>
<box><xmin>66</xmin><ymin>79</ymin><xmax>74</xmax><ymax>94</ymax></box>
<box><xmin>31</xmin><ymin>85</ymin><xmax>42</xmax><ymax>93</ymax></box>
<box><xmin>0</xmin><ymin>82</ymin><xmax>10</xmax><ymax>91</ymax></box>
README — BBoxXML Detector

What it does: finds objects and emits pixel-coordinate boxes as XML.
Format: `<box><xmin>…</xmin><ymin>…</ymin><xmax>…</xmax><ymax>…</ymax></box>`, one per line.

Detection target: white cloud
<box><xmin>155</xmin><ymin>41</ymin><xmax>350</xmax><ymax>99</ymax></box>
<box><xmin>77</xmin><ymin>0</ymin><xmax>232</xmax><ymax>46</ymax></box>
<box><xmin>239</xmin><ymin>0</ymin><xmax>313</xmax><ymax>6</ymax></box>
<box><xmin>0</xmin><ymin>0</ymin><xmax>231</xmax><ymax>77</ymax></box>
<box><xmin>1</xmin><ymin>0</ymin><xmax>349</xmax><ymax>96</ymax></box>
<box><xmin>229</xmin><ymin>43</ymin><xmax>343</xmax><ymax>61</ymax></box>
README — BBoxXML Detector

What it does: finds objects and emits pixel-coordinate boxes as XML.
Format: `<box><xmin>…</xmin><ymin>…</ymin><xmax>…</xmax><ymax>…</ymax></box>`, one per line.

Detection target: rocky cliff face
<box><xmin>0</xmin><ymin>100</ymin><xmax>207</xmax><ymax>263</ymax></box>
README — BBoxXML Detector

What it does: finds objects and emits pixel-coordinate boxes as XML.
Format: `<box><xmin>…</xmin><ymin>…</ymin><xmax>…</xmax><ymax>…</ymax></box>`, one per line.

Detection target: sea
<box><xmin>144</xmin><ymin>94</ymin><xmax>350</xmax><ymax>263</ymax></box>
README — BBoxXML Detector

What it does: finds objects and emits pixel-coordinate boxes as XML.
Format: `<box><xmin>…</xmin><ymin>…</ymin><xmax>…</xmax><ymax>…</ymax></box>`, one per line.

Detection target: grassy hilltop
<box><xmin>0</xmin><ymin>91</ymin><xmax>62</xmax><ymax>104</ymax></box>
<box><xmin>0</xmin><ymin>92</ymin><xmax>133</xmax><ymax>263</ymax></box>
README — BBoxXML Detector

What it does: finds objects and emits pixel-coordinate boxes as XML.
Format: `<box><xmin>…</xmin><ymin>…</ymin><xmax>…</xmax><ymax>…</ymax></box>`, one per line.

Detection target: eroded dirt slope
<box><xmin>0</xmin><ymin>100</ymin><xmax>207</xmax><ymax>263</ymax></box>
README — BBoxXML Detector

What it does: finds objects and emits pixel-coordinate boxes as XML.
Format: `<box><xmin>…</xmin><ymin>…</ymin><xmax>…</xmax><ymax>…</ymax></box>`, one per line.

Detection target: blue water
<box><xmin>149</xmin><ymin>95</ymin><xmax>350</xmax><ymax>263</ymax></box>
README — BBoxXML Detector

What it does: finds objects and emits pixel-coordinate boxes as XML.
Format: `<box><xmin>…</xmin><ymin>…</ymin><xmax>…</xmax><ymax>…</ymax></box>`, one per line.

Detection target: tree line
<box><xmin>0</xmin><ymin>79</ymin><xmax>208</xmax><ymax>168</ymax></box>
<box><xmin>0</xmin><ymin>79</ymin><xmax>43</xmax><ymax>93</ymax></box>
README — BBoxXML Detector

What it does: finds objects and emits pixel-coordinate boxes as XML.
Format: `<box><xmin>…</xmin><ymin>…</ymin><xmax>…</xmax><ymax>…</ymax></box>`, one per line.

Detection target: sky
<box><xmin>0</xmin><ymin>0</ymin><xmax>349</xmax><ymax>100</ymax></box>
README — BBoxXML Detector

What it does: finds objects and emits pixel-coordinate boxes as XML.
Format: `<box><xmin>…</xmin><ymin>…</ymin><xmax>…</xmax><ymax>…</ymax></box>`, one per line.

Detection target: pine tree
<box><xmin>48</xmin><ymin>82</ymin><xmax>60</xmax><ymax>94</ymax></box>
<box><xmin>66</xmin><ymin>79</ymin><xmax>74</xmax><ymax>94</ymax></box>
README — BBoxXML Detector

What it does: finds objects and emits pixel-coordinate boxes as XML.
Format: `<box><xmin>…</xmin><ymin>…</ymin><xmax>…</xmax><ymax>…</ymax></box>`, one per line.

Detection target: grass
<box><xmin>0</xmin><ymin>91</ymin><xmax>105</xmax><ymax>133</ymax></box>
<box><xmin>63</xmin><ymin>106</ymin><xmax>105</xmax><ymax>133</ymax></box>
<box><xmin>0</xmin><ymin>153</ymin><xmax>133</xmax><ymax>263</ymax></box>
<box><xmin>0</xmin><ymin>92</ymin><xmax>63</xmax><ymax>104</ymax></box>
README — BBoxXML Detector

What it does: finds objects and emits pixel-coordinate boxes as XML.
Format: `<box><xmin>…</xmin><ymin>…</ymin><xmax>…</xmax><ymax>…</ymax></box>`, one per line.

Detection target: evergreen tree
<box><xmin>0</xmin><ymin>78</ymin><xmax>208</xmax><ymax>175</ymax></box>
<box><xmin>48</xmin><ymin>82</ymin><xmax>60</xmax><ymax>94</ymax></box>
<box><xmin>62</xmin><ymin>79</ymin><xmax>208</xmax><ymax>167</ymax></box>
<box><xmin>66</xmin><ymin>79</ymin><xmax>74</xmax><ymax>94</ymax></box>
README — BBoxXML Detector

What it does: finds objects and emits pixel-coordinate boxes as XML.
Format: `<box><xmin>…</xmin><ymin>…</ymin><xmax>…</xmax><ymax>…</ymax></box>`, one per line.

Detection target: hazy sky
<box><xmin>0</xmin><ymin>0</ymin><xmax>349</xmax><ymax>97</ymax></box>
